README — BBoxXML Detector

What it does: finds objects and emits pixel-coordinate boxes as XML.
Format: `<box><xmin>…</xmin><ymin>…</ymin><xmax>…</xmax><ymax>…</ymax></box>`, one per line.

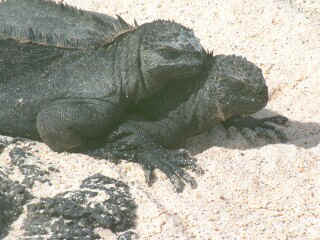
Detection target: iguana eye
<box><xmin>158</xmin><ymin>47</ymin><xmax>182</xmax><ymax>60</ymax></box>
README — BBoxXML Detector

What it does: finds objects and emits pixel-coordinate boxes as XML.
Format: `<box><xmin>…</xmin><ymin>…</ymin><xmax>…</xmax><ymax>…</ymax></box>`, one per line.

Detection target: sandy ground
<box><xmin>2</xmin><ymin>0</ymin><xmax>320</xmax><ymax>239</ymax></box>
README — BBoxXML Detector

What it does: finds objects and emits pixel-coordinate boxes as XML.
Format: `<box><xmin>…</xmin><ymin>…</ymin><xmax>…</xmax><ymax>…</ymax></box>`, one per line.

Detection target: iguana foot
<box><xmin>222</xmin><ymin>115</ymin><xmax>288</xmax><ymax>143</ymax></box>
<box><xmin>138</xmin><ymin>147</ymin><xmax>204</xmax><ymax>193</ymax></box>
<box><xmin>88</xmin><ymin>124</ymin><xmax>204</xmax><ymax>193</ymax></box>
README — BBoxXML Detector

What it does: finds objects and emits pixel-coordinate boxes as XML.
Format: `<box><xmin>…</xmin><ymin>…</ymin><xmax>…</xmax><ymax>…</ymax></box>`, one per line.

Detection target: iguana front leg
<box><xmin>222</xmin><ymin>115</ymin><xmax>288</xmax><ymax>143</ymax></box>
<box><xmin>36</xmin><ymin>99</ymin><xmax>123</xmax><ymax>152</ymax></box>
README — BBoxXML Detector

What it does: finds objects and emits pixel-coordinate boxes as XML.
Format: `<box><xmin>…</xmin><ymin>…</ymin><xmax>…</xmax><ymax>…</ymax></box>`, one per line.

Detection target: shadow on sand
<box><xmin>186</xmin><ymin>108</ymin><xmax>320</xmax><ymax>155</ymax></box>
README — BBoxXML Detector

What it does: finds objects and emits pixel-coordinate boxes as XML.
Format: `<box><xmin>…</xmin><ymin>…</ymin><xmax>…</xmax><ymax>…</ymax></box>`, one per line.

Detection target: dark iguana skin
<box><xmin>0</xmin><ymin>0</ymin><xmax>205</xmax><ymax>152</ymax></box>
<box><xmin>0</xmin><ymin>0</ymin><xmax>287</xmax><ymax>192</ymax></box>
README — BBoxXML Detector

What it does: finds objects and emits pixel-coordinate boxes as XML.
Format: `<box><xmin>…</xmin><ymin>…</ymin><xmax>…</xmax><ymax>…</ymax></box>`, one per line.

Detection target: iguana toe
<box><xmin>223</xmin><ymin>115</ymin><xmax>288</xmax><ymax>143</ymax></box>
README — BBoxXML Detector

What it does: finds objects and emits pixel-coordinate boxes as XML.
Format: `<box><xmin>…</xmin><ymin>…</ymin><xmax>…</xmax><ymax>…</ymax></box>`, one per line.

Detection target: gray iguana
<box><xmin>0</xmin><ymin>0</ymin><xmax>204</xmax><ymax>148</ymax></box>
<box><xmin>0</xmin><ymin>0</ymin><xmax>288</xmax><ymax>192</ymax></box>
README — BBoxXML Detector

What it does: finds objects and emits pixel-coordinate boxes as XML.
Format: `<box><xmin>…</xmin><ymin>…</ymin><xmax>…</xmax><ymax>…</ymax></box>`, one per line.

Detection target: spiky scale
<box><xmin>0</xmin><ymin>0</ymin><xmax>131</xmax><ymax>49</ymax></box>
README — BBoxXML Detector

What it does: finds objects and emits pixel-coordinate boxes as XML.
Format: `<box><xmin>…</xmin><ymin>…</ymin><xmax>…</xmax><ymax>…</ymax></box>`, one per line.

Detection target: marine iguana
<box><xmin>0</xmin><ymin>0</ymin><xmax>205</xmax><ymax>149</ymax></box>
<box><xmin>0</xmin><ymin>0</ymin><xmax>288</xmax><ymax>192</ymax></box>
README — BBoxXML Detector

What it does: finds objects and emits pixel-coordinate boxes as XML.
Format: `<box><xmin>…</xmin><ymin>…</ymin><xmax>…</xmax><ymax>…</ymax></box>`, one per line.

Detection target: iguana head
<box><xmin>139</xmin><ymin>20</ymin><xmax>205</xmax><ymax>92</ymax></box>
<box><xmin>209</xmin><ymin>55</ymin><xmax>268</xmax><ymax>120</ymax></box>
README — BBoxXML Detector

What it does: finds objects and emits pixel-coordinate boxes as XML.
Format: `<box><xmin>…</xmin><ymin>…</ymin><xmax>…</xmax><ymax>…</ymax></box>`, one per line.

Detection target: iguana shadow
<box><xmin>186</xmin><ymin>109</ymin><xmax>320</xmax><ymax>155</ymax></box>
